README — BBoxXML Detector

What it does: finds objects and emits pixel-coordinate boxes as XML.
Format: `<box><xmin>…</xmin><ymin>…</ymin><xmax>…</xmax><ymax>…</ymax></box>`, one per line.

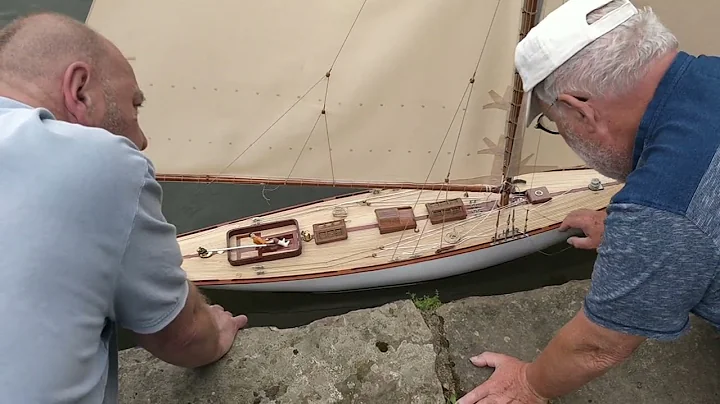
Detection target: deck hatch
<box><xmin>313</xmin><ymin>219</ymin><xmax>348</xmax><ymax>245</ymax></box>
<box><xmin>375</xmin><ymin>206</ymin><xmax>417</xmax><ymax>234</ymax></box>
<box><xmin>425</xmin><ymin>198</ymin><xmax>467</xmax><ymax>224</ymax></box>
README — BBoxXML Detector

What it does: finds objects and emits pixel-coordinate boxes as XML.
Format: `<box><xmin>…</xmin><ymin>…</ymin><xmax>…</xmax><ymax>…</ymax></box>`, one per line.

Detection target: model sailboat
<box><xmin>82</xmin><ymin>0</ymin><xmax>621</xmax><ymax>292</ymax></box>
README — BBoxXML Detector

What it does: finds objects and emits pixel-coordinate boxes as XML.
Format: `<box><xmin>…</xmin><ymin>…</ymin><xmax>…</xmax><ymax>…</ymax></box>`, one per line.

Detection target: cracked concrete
<box><xmin>118</xmin><ymin>280</ymin><xmax>720</xmax><ymax>403</ymax></box>
<box><xmin>438</xmin><ymin>280</ymin><xmax>720</xmax><ymax>404</ymax></box>
<box><xmin>118</xmin><ymin>300</ymin><xmax>445</xmax><ymax>403</ymax></box>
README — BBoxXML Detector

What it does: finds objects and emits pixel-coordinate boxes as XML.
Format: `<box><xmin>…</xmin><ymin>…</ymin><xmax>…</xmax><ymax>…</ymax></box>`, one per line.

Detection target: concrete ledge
<box><xmin>119</xmin><ymin>280</ymin><xmax>719</xmax><ymax>403</ymax></box>
<box><xmin>438</xmin><ymin>280</ymin><xmax>720</xmax><ymax>403</ymax></box>
<box><xmin>118</xmin><ymin>300</ymin><xmax>444</xmax><ymax>403</ymax></box>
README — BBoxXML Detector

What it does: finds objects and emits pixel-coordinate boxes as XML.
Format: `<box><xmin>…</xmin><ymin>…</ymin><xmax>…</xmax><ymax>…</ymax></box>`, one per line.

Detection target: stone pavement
<box><xmin>118</xmin><ymin>280</ymin><xmax>719</xmax><ymax>403</ymax></box>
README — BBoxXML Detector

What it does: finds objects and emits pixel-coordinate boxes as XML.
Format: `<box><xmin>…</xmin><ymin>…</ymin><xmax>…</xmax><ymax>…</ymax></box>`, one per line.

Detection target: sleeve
<box><xmin>114</xmin><ymin>162</ymin><xmax>190</xmax><ymax>334</ymax></box>
<box><xmin>584</xmin><ymin>202</ymin><xmax>719</xmax><ymax>341</ymax></box>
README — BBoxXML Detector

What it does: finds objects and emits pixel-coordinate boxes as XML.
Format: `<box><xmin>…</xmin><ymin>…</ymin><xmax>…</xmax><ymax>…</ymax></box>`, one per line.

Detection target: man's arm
<box><xmin>131</xmin><ymin>282</ymin><xmax>247</xmax><ymax>368</ymax></box>
<box><xmin>459</xmin><ymin>202</ymin><xmax>719</xmax><ymax>404</ymax></box>
<box><xmin>526</xmin><ymin>309</ymin><xmax>644</xmax><ymax>398</ymax></box>
<box><xmin>529</xmin><ymin>202</ymin><xmax>718</xmax><ymax>398</ymax></box>
<box><xmin>113</xmin><ymin>155</ymin><xmax>247</xmax><ymax>368</ymax></box>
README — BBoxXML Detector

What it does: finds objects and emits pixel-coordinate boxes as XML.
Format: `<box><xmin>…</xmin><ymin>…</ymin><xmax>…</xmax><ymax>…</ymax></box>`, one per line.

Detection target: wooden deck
<box><xmin>178</xmin><ymin>169</ymin><xmax>621</xmax><ymax>283</ymax></box>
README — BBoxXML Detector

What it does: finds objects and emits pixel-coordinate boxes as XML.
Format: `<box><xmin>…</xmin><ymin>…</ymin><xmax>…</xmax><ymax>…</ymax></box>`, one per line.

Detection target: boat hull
<box><xmin>180</xmin><ymin>170</ymin><xmax>617</xmax><ymax>293</ymax></box>
<box><xmin>200</xmin><ymin>226</ymin><xmax>581</xmax><ymax>292</ymax></box>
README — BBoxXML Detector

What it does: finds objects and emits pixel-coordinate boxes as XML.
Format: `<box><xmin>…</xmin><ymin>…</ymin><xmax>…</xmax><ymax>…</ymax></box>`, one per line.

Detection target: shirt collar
<box><xmin>633</xmin><ymin>51</ymin><xmax>693</xmax><ymax>169</ymax></box>
<box><xmin>0</xmin><ymin>96</ymin><xmax>56</xmax><ymax>120</ymax></box>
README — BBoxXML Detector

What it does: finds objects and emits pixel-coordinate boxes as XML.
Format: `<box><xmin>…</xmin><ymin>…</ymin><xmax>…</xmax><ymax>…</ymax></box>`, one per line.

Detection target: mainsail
<box><xmin>85</xmin><ymin>0</ymin><xmax>584</xmax><ymax>192</ymax></box>
<box><xmin>85</xmin><ymin>0</ymin><xmax>713</xmax><ymax>193</ymax></box>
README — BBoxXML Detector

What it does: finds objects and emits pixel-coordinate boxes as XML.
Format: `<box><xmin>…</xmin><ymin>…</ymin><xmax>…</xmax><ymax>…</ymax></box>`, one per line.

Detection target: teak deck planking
<box><xmin>178</xmin><ymin>169</ymin><xmax>620</xmax><ymax>283</ymax></box>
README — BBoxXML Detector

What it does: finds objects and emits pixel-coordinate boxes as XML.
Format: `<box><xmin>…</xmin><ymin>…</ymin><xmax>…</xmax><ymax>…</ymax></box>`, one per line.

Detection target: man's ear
<box><xmin>557</xmin><ymin>93</ymin><xmax>598</xmax><ymax>130</ymax></box>
<box><xmin>61</xmin><ymin>62</ymin><xmax>93</xmax><ymax>124</ymax></box>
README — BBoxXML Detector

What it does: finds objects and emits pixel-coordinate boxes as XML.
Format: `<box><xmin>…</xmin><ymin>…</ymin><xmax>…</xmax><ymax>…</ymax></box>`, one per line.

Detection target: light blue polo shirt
<box><xmin>0</xmin><ymin>97</ymin><xmax>189</xmax><ymax>403</ymax></box>
<box><xmin>585</xmin><ymin>51</ymin><xmax>720</xmax><ymax>340</ymax></box>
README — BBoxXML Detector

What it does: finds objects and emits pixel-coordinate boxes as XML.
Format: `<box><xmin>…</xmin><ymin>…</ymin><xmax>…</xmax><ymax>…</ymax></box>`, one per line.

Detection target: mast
<box><xmin>499</xmin><ymin>0</ymin><xmax>542</xmax><ymax>206</ymax></box>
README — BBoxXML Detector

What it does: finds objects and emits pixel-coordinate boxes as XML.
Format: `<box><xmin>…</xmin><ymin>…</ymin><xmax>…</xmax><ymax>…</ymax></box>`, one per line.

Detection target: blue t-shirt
<box><xmin>585</xmin><ymin>51</ymin><xmax>720</xmax><ymax>340</ymax></box>
<box><xmin>0</xmin><ymin>97</ymin><xmax>189</xmax><ymax>402</ymax></box>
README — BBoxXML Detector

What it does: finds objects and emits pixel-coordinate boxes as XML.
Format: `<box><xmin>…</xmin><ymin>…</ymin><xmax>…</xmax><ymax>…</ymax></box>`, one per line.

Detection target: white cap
<box><xmin>515</xmin><ymin>0</ymin><xmax>639</xmax><ymax>128</ymax></box>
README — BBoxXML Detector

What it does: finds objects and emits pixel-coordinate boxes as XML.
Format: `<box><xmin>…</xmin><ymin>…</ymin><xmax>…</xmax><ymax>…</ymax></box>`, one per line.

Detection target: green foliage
<box><xmin>408</xmin><ymin>290</ymin><xmax>442</xmax><ymax>312</ymax></box>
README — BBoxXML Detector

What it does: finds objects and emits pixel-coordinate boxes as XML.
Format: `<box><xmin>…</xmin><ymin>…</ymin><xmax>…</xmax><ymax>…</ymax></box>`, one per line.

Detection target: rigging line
<box><xmin>388</xmin><ymin>81</ymin><xmax>472</xmax><ymax>261</ymax></box>
<box><xmin>329</xmin><ymin>0</ymin><xmax>368</xmax><ymax>70</ymax></box>
<box><xmin>205</xmin><ymin>0</ymin><xmax>365</xmax><ymax>185</ymax></box>
<box><xmin>398</xmin><ymin>199</ymin><xmax>503</xmax><ymax>244</ymax></box>
<box><xmin>215</xmin><ymin>75</ymin><xmax>327</xmax><ymax>179</ymax></box>
<box><xmin>321</xmin><ymin>78</ymin><xmax>336</xmax><ymax>184</ymax></box>
<box><xmin>401</xmin><ymin>192</ymin><xmax>506</xmax><ymax>257</ymax></box>
<box><xmin>323</xmin><ymin>106</ymin><xmax>336</xmax><ymax>184</ymax></box>
<box><xmin>439</xmin><ymin>186</ymin><xmax>450</xmax><ymax>249</ymax></box>
<box><xmin>523</xmin><ymin>117</ymin><xmax>545</xmax><ymax>230</ymax></box>
<box><xmin>183</xmin><ymin>74</ymin><xmax>327</xmax><ymax>206</ymax></box>
<box><xmin>257</xmin><ymin>111</ymin><xmax>325</xmax><ymax>202</ymax></box>
<box><xmin>186</xmin><ymin>1</ymin><xmax>364</xmax><ymax>204</ymax></box>
<box><xmin>377</xmin><ymin>194</ymin><xmax>512</xmax><ymax>253</ymax></box>
<box><xmin>445</xmin><ymin>0</ymin><xmax>502</xmax><ymax>179</ymax></box>
<box><xmin>409</xmin><ymin>188</ymin><xmax>449</xmax><ymax>257</ymax></box>
<box><xmin>286</xmin><ymin>113</ymin><xmax>324</xmax><ymax>183</ymax></box>
<box><xmin>471</xmin><ymin>0</ymin><xmax>503</xmax><ymax>78</ymax></box>
<box><xmin>395</xmin><ymin>208</ymin><xmax>504</xmax><ymax>255</ymax></box>
<box><xmin>455</xmin><ymin>201</ymin><xmax>499</xmax><ymax>240</ymax></box>
<box><xmin>527</xmin><ymin>124</ymin><xmax>544</xmax><ymax>190</ymax></box>
<box><xmin>320</xmin><ymin>0</ymin><xmax>367</xmax><ymax>187</ymax></box>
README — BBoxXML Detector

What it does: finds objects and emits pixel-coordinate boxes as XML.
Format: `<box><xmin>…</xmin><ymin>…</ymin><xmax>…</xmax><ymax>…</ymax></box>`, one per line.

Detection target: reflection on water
<box><xmin>2</xmin><ymin>1</ymin><xmax>597</xmax><ymax>351</ymax></box>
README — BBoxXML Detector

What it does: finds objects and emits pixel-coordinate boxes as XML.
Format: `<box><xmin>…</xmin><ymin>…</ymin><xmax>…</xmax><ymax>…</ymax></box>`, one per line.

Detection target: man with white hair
<box><xmin>458</xmin><ymin>0</ymin><xmax>720</xmax><ymax>403</ymax></box>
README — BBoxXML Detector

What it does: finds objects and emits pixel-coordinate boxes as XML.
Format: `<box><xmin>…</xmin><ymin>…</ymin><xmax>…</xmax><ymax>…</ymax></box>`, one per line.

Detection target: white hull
<box><xmin>200</xmin><ymin>227</ymin><xmax>581</xmax><ymax>293</ymax></box>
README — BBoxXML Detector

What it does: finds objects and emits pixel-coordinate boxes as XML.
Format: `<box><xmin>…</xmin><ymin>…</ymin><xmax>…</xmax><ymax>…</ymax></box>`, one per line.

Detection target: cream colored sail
<box><xmin>635</xmin><ymin>0</ymin><xmax>720</xmax><ymax>55</ymax></box>
<box><xmin>86</xmin><ymin>0</ymin><xmax>534</xmax><ymax>188</ymax></box>
<box><xmin>508</xmin><ymin>0</ymin><xmax>720</xmax><ymax>179</ymax></box>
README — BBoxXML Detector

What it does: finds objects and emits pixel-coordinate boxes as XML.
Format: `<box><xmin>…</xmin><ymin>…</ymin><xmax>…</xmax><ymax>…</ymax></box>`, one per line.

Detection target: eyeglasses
<box><xmin>533</xmin><ymin>95</ymin><xmax>588</xmax><ymax>136</ymax></box>
<box><xmin>535</xmin><ymin>114</ymin><xmax>559</xmax><ymax>135</ymax></box>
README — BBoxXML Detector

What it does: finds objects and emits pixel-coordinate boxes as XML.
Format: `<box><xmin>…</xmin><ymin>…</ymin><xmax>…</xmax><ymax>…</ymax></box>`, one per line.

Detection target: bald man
<box><xmin>0</xmin><ymin>12</ymin><xmax>247</xmax><ymax>404</ymax></box>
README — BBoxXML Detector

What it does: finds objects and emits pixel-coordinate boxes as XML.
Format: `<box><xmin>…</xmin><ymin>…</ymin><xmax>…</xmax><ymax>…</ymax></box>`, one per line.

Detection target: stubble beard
<box><xmin>562</xmin><ymin>126</ymin><xmax>633</xmax><ymax>183</ymax></box>
<box><xmin>98</xmin><ymin>84</ymin><xmax>125</xmax><ymax>137</ymax></box>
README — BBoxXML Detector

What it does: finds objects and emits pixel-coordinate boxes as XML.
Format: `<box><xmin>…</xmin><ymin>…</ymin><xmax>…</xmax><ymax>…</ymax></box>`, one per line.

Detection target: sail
<box><xmin>634</xmin><ymin>0</ymin><xmax>720</xmax><ymax>55</ymax></box>
<box><xmin>85</xmin><ymin>0</ymin><xmax>528</xmax><ymax>188</ymax></box>
<box><xmin>508</xmin><ymin>0</ymin><xmax>720</xmax><ymax>179</ymax></box>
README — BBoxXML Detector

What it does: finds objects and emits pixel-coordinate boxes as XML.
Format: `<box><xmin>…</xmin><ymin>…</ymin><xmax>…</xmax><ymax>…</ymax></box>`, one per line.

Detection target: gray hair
<box><xmin>534</xmin><ymin>0</ymin><xmax>678</xmax><ymax>105</ymax></box>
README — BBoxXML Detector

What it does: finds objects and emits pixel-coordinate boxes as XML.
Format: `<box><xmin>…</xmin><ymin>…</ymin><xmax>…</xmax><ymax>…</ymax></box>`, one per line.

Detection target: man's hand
<box><xmin>132</xmin><ymin>284</ymin><xmax>250</xmax><ymax>369</ymax></box>
<box><xmin>209</xmin><ymin>304</ymin><xmax>248</xmax><ymax>361</ymax></box>
<box><xmin>457</xmin><ymin>352</ymin><xmax>548</xmax><ymax>404</ymax></box>
<box><xmin>458</xmin><ymin>310</ymin><xmax>645</xmax><ymax>403</ymax></box>
<box><xmin>559</xmin><ymin>209</ymin><xmax>606</xmax><ymax>250</ymax></box>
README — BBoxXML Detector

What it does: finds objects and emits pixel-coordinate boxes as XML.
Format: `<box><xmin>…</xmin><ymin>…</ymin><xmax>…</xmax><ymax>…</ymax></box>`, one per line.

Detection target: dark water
<box><xmin>2</xmin><ymin>2</ymin><xmax>598</xmax><ymax>349</ymax></box>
